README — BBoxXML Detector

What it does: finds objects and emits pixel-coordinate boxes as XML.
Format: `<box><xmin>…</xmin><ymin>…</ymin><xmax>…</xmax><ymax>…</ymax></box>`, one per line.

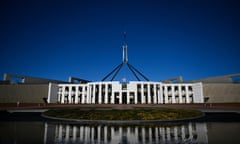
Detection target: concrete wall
<box><xmin>203</xmin><ymin>84</ymin><xmax>240</xmax><ymax>103</ymax></box>
<box><xmin>187</xmin><ymin>73</ymin><xmax>240</xmax><ymax>83</ymax></box>
<box><xmin>3</xmin><ymin>73</ymin><xmax>67</xmax><ymax>84</ymax></box>
<box><xmin>0</xmin><ymin>84</ymin><xmax>49</xmax><ymax>103</ymax></box>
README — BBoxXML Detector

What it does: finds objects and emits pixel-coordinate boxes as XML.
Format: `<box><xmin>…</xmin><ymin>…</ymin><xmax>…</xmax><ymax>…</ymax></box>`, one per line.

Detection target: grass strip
<box><xmin>44</xmin><ymin>108</ymin><xmax>203</xmax><ymax>121</ymax></box>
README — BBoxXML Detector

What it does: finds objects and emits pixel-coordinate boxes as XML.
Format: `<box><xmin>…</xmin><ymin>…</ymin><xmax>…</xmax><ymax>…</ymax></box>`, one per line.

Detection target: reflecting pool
<box><xmin>1</xmin><ymin>121</ymin><xmax>240</xmax><ymax>144</ymax></box>
<box><xmin>1</xmin><ymin>112</ymin><xmax>240</xmax><ymax>144</ymax></box>
<box><xmin>44</xmin><ymin>122</ymin><xmax>207</xmax><ymax>144</ymax></box>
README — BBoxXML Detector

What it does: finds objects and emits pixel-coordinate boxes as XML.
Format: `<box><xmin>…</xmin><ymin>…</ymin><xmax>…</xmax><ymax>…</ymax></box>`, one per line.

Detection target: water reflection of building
<box><xmin>44</xmin><ymin>123</ymin><xmax>208</xmax><ymax>144</ymax></box>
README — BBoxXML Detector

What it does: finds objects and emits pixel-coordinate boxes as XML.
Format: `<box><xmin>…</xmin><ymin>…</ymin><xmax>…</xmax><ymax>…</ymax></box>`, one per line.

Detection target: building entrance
<box><xmin>122</xmin><ymin>92</ymin><xmax>127</xmax><ymax>104</ymax></box>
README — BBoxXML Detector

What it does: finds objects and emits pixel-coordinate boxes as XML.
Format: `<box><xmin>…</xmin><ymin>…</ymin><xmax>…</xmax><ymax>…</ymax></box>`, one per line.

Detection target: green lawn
<box><xmin>44</xmin><ymin>108</ymin><xmax>203</xmax><ymax>121</ymax></box>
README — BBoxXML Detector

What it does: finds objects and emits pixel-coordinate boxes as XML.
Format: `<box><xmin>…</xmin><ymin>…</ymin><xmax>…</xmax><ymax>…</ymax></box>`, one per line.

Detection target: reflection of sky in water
<box><xmin>44</xmin><ymin>123</ymin><xmax>208</xmax><ymax>144</ymax></box>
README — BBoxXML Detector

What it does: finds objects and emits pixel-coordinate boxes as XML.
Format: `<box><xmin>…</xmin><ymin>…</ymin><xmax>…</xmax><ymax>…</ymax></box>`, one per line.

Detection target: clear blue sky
<box><xmin>1</xmin><ymin>0</ymin><xmax>240</xmax><ymax>82</ymax></box>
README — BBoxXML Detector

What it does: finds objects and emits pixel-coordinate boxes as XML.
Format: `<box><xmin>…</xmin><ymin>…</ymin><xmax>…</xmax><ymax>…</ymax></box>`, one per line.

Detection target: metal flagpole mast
<box><xmin>101</xmin><ymin>32</ymin><xmax>150</xmax><ymax>81</ymax></box>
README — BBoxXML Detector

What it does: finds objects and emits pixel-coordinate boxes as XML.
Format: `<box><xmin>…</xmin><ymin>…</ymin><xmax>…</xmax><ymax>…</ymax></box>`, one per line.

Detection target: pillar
<box><xmin>147</xmin><ymin>84</ymin><xmax>151</xmax><ymax>104</ymax></box>
<box><xmin>178</xmin><ymin>85</ymin><xmax>183</xmax><ymax>103</ymax></box>
<box><xmin>134</xmin><ymin>91</ymin><xmax>138</xmax><ymax>104</ymax></box>
<box><xmin>105</xmin><ymin>85</ymin><xmax>108</xmax><ymax>104</ymax></box>
<box><xmin>61</xmin><ymin>86</ymin><xmax>65</xmax><ymax>104</ymax></box>
<box><xmin>127</xmin><ymin>92</ymin><xmax>130</xmax><ymax>104</ymax></box>
<box><xmin>119</xmin><ymin>92</ymin><xmax>122</xmax><ymax>104</ymax></box>
<box><xmin>141</xmin><ymin>83</ymin><xmax>145</xmax><ymax>104</ymax></box>
<box><xmin>164</xmin><ymin>85</ymin><xmax>168</xmax><ymax>103</ymax></box>
<box><xmin>75</xmin><ymin>86</ymin><xmax>78</xmax><ymax>104</ymax></box>
<box><xmin>87</xmin><ymin>85</ymin><xmax>91</xmax><ymax>104</ymax></box>
<box><xmin>158</xmin><ymin>85</ymin><xmax>162</xmax><ymax>104</ymax></box>
<box><xmin>171</xmin><ymin>85</ymin><xmax>176</xmax><ymax>103</ymax></box>
<box><xmin>111</xmin><ymin>90</ymin><xmax>115</xmax><ymax>104</ymax></box>
<box><xmin>69</xmin><ymin>86</ymin><xmax>72</xmax><ymax>104</ymax></box>
<box><xmin>82</xmin><ymin>87</ymin><xmax>85</xmax><ymax>104</ymax></box>
<box><xmin>153</xmin><ymin>84</ymin><xmax>157</xmax><ymax>104</ymax></box>
<box><xmin>88</xmin><ymin>85</ymin><xmax>92</xmax><ymax>104</ymax></box>
<box><xmin>186</xmin><ymin>86</ymin><xmax>190</xmax><ymax>103</ymax></box>
<box><xmin>99</xmin><ymin>84</ymin><xmax>102</xmax><ymax>104</ymax></box>
<box><xmin>92</xmin><ymin>85</ymin><xmax>96</xmax><ymax>104</ymax></box>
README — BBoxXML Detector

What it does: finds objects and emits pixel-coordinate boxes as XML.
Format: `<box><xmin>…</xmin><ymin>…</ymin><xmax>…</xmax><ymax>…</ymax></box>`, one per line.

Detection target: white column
<box><xmin>158</xmin><ymin>85</ymin><xmax>162</xmax><ymax>104</ymax></box>
<box><xmin>111</xmin><ymin>90</ymin><xmax>115</xmax><ymax>104</ymax></box>
<box><xmin>134</xmin><ymin>91</ymin><xmax>138</xmax><ymax>104</ymax></box>
<box><xmin>87</xmin><ymin>85</ymin><xmax>91</xmax><ymax>104</ymax></box>
<box><xmin>69</xmin><ymin>86</ymin><xmax>72</xmax><ymax>104</ymax></box>
<box><xmin>57</xmin><ymin>87</ymin><xmax>61</xmax><ymax>103</ymax></box>
<box><xmin>92</xmin><ymin>85</ymin><xmax>96</xmax><ymax>104</ymax></box>
<box><xmin>99</xmin><ymin>84</ymin><xmax>102</xmax><ymax>104</ymax></box>
<box><xmin>171</xmin><ymin>86</ymin><xmax>176</xmax><ymax>103</ymax></box>
<box><xmin>127</xmin><ymin>92</ymin><xmax>130</xmax><ymax>104</ymax></box>
<box><xmin>61</xmin><ymin>86</ymin><xmax>65</xmax><ymax>103</ymax></box>
<box><xmin>119</xmin><ymin>92</ymin><xmax>122</xmax><ymax>104</ymax></box>
<box><xmin>105</xmin><ymin>85</ymin><xmax>108</xmax><ymax>104</ymax></box>
<box><xmin>89</xmin><ymin>84</ymin><xmax>95</xmax><ymax>104</ymax></box>
<box><xmin>82</xmin><ymin>87</ymin><xmax>85</xmax><ymax>104</ymax></box>
<box><xmin>178</xmin><ymin>85</ymin><xmax>183</xmax><ymax>103</ymax></box>
<box><xmin>75</xmin><ymin>86</ymin><xmax>78</xmax><ymax>104</ymax></box>
<box><xmin>147</xmin><ymin>84</ymin><xmax>151</xmax><ymax>104</ymax></box>
<box><xmin>164</xmin><ymin>85</ymin><xmax>168</xmax><ymax>103</ymax></box>
<box><xmin>141</xmin><ymin>84</ymin><xmax>145</xmax><ymax>104</ymax></box>
<box><xmin>66</xmin><ymin>87</ymin><xmax>69</xmax><ymax>103</ymax></box>
<box><xmin>186</xmin><ymin>86</ymin><xmax>190</xmax><ymax>103</ymax></box>
<box><xmin>153</xmin><ymin>84</ymin><xmax>157</xmax><ymax>104</ymax></box>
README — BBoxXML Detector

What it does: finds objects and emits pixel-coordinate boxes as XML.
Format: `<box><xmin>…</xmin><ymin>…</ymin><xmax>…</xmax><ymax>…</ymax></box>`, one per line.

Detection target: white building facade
<box><xmin>48</xmin><ymin>81</ymin><xmax>204</xmax><ymax>104</ymax></box>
